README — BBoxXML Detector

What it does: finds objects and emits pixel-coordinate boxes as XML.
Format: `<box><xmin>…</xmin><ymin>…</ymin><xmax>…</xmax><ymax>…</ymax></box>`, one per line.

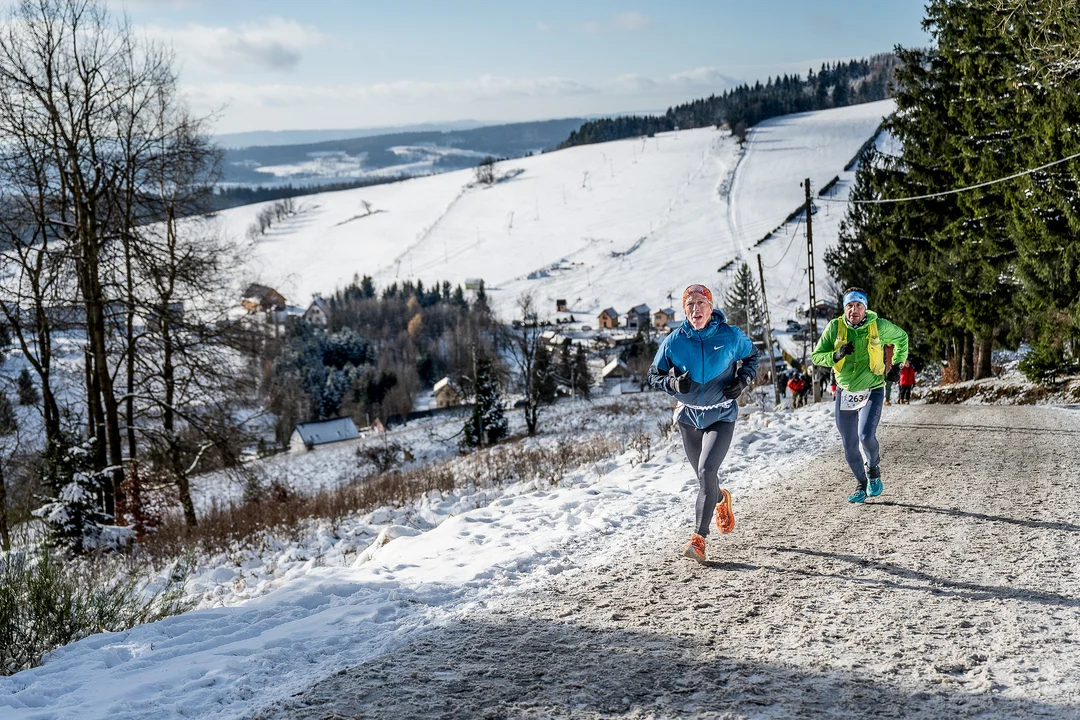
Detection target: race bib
<box><xmin>839</xmin><ymin>389</ymin><xmax>870</xmax><ymax>411</ymax></box>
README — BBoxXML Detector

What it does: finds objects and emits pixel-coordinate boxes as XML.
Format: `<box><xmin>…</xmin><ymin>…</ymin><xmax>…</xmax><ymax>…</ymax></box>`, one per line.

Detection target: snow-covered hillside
<box><xmin>226</xmin><ymin>100</ymin><xmax>894</xmax><ymax>331</ymax></box>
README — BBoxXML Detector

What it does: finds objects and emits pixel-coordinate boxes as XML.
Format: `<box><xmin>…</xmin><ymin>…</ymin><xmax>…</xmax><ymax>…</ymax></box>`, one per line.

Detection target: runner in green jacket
<box><xmin>811</xmin><ymin>287</ymin><xmax>909</xmax><ymax>503</ymax></box>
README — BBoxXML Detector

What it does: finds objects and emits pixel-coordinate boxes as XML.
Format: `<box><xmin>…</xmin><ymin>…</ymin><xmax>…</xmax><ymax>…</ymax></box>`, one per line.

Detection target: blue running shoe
<box><xmin>848</xmin><ymin>489</ymin><xmax>867</xmax><ymax>503</ymax></box>
<box><xmin>867</xmin><ymin>465</ymin><xmax>883</xmax><ymax>497</ymax></box>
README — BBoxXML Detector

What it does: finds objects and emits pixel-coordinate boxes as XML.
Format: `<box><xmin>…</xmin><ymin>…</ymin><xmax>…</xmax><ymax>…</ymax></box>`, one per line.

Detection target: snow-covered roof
<box><xmin>292</xmin><ymin>417</ymin><xmax>360</xmax><ymax>446</ymax></box>
<box><xmin>602</xmin><ymin>359</ymin><xmax>630</xmax><ymax>377</ymax></box>
<box><xmin>308</xmin><ymin>296</ymin><xmax>329</xmax><ymax>314</ymax></box>
<box><xmin>433</xmin><ymin>377</ymin><xmax>454</xmax><ymax>393</ymax></box>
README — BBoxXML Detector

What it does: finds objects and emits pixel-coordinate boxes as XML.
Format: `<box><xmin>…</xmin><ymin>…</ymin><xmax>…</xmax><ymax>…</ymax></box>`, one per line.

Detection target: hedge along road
<box><xmin>254</xmin><ymin>404</ymin><xmax>1080</xmax><ymax>719</ymax></box>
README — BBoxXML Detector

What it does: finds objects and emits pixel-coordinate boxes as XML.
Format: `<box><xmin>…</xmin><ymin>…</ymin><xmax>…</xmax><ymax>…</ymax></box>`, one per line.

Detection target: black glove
<box><xmin>885</xmin><ymin>365</ymin><xmax>901</xmax><ymax>384</ymax></box>
<box><xmin>669</xmin><ymin>370</ymin><xmax>691</xmax><ymax>394</ymax></box>
<box><xmin>722</xmin><ymin>376</ymin><xmax>747</xmax><ymax>399</ymax></box>
<box><xmin>833</xmin><ymin>342</ymin><xmax>855</xmax><ymax>363</ymax></box>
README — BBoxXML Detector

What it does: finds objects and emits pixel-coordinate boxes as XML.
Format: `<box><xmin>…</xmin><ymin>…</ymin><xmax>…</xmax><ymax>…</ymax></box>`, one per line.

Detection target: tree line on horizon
<box><xmin>558</xmin><ymin>55</ymin><xmax>898</xmax><ymax>150</ymax></box>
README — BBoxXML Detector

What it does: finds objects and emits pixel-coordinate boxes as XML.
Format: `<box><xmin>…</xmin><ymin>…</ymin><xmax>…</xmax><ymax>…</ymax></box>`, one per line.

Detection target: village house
<box><xmin>304</xmin><ymin>295</ymin><xmax>330</xmax><ymax>328</ymax></box>
<box><xmin>289</xmin><ymin>417</ymin><xmax>360</xmax><ymax>453</ymax></box>
<box><xmin>625</xmin><ymin>304</ymin><xmax>651</xmax><ymax>331</ymax></box>
<box><xmin>555</xmin><ymin>299</ymin><xmax>567</xmax><ymax>312</ymax></box>
<box><xmin>242</xmin><ymin>284</ymin><xmax>287</xmax><ymax>313</ymax></box>
<box><xmin>597</xmin><ymin>308</ymin><xmax>619</xmax><ymax>330</ymax></box>
<box><xmin>540</xmin><ymin>330</ymin><xmax>571</xmax><ymax>349</ymax></box>
<box><xmin>601</xmin><ymin>358</ymin><xmax>632</xmax><ymax>381</ymax></box>
<box><xmin>433</xmin><ymin>377</ymin><xmax>462</xmax><ymax>408</ymax></box>
<box><xmin>653</xmin><ymin>307</ymin><xmax>677</xmax><ymax>331</ymax></box>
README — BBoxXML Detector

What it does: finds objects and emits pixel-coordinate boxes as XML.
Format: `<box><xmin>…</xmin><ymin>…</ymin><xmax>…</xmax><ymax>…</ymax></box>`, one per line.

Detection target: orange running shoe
<box><xmin>683</xmin><ymin>533</ymin><xmax>707</xmax><ymax>563</ymax></box>
<box><xmin>715</xmin><ymin>488</ymin><xmax>735</xmax><ymax>534</ymax></box>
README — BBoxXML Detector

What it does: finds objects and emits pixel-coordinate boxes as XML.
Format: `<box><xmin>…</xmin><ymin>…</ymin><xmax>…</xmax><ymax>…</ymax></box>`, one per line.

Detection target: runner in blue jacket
<box><xmin>648</xmin><ymin>283</ymin><xmax>760</xmax><ymax>563</ymax></box>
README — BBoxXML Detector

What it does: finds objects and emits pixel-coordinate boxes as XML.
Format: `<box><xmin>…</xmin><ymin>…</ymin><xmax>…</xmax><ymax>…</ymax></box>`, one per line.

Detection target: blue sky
<box><xmin>117</xmin><ymin>0</ymin><xmax>931</xmax><ymax>134</ymax></box>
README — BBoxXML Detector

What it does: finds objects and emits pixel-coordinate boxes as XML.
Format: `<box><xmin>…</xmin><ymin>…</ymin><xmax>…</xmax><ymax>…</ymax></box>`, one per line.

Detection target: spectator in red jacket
<box><xmin>898</xmin><ymin>360</ymin><xmax>916</xmax><ymax>404</ymax></box>
<box><xmin>787</xmin><ymin>375</ymin><xmax>806</xmax><ymax>408</ymax></box>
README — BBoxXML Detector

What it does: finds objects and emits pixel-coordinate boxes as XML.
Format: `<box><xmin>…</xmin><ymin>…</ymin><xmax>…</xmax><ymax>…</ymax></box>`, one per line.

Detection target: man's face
<box><xmin>685</xmin><ymin>294</ymin><xmax>712</xmax><ymax>329</ymax></box>
<box><xmin>845</xmin><ymin>301</ymin><xmax>866</xmax><ymax>325</ymax></box>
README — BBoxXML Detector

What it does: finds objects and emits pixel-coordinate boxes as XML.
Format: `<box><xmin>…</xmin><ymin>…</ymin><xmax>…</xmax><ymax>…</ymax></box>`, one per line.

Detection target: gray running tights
<box><xmin>679</xmin><ymin>420</ymin><xmax>736</xmax><ymax>537</ymax></box>
<box><xmin>834</xmin><ymin>386</ymin><xmax>884</xmax><ymax>489</ymax></box>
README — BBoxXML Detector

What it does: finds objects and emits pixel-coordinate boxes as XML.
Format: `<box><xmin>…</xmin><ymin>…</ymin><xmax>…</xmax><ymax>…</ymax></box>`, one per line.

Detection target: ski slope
<box><xmin>225</xmin><ymin>100</ymin><xmax>894</xmax><ymax>331</ymax></box>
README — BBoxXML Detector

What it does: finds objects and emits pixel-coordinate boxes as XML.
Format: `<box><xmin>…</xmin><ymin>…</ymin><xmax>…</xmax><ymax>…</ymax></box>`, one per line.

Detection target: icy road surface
<box><xmin>257</xmin><ymin>405</ymin><xmax>1080</xmax><ymax>719</ymax></box>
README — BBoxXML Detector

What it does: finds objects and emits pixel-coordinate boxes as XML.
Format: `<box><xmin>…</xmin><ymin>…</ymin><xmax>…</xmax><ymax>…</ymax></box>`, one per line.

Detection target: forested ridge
<box><xmin>559</xmin><ymin>54</ymin><xmax>897</xmax><ymax>149</ymax></box>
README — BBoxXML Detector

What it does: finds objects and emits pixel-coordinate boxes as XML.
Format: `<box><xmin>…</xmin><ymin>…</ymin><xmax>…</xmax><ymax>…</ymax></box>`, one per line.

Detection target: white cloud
<box><xmin>612</xmin><ymin>67</ymin><xmax>736</xmax><ymax>94</ymax></box>
<box><xmin>614</xmin><ymin>11</ymin><xmax>653</xmax><ymax>31</ymax></box>
<box><xmin>147</xmin><ymin>17</ymin><xmax>325</xmax><ymax>73</ymax></box>
<box><xmin>183</xmin><ymin>67</ymin><xmax>741</xmax><ymax>132</ymax></box>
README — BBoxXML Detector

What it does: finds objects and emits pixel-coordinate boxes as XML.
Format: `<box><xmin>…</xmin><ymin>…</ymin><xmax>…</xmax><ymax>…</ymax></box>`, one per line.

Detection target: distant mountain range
<box><xmin>220</xmin><ymin>118</ymin><xmax>587</xmax><ymax>188</ymax></box>
<box><xmin>214</xmin><ymin>121</ymin><xmax>489</xmax><ymax>150</ymax></box>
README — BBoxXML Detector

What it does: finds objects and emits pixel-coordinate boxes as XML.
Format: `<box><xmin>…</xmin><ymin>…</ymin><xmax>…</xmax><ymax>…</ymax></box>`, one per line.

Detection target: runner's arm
<box><xmin>811</xmin><ymin>319</ymin><xmax>839</xmax><ymax>367</ymax></box>
<box><xmin>878</xmin><ymin>318</ymin><xmax>909</xmax><ymax>365</ymax></box>
<box><xmin>736</xmin><ymin>331</ymin><xmax>760</xmax><ymax>382</ymax></box>
<box><xmin>647</xmin><ymin>337</ymin><xmax>678</xmax><ymax>395</ymax></box>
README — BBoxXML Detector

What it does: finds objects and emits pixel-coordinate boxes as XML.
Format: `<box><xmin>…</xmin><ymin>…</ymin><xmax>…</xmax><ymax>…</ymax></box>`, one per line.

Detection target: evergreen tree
<box><xmin>1003</xmin><ymin>2</ymin><xmax>1080</xmax><ymax>379</ymax></box>
<box><xmin>474</xmin><ymin>280</ymin><xmax>490</xmax><ymax>315</ymax></box>
<box><xmin>572</xmin><ymin>345</ymin><xmax>592</xmax><ymax>399</ymax></box>
<box><xmin>17</xmin><ymin>367</ymin><xmax>39</xmax><ymax>406</ymax></box>
<box><xmin>533</xmin><ymin>343</ymin><xmax>558</xmax><ymax>404</ymax></box>
<box><xmin>34</xmin><ymin>437</ymin><xmax>114</xmax><ymax>555</ymax></box>
<box><xmin>722</xmin><ymin>262</ymin><xmax>764</xmax><ymax>339</ymax></box>
<box><xmin>0</xmin><ymin>392</ymin><xmax>15</xmax><ymax>436</ymax></box>
<box><xmin>461</xmin><ymin>358</ymin><xmax>506</xmax><ymax>449</ymax></box>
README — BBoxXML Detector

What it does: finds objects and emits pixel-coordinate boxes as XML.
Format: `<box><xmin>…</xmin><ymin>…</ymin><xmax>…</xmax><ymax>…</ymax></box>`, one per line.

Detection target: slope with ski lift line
<box><xmin>225</xmin><ymin>100</ymin><xmax>894</xmax><ymax>334</ymax></box>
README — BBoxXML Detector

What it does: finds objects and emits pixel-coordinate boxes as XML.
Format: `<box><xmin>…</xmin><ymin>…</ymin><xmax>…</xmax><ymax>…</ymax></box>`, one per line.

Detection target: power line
<box><xmin>761</xmin><ymin>216</ymin><xmax>802</xmax><ymax>270</ymax></box>
<box><xmin>817</xmin><ymin>149</ymin><xmax>1080</xmax><ymax>205</ymax></box>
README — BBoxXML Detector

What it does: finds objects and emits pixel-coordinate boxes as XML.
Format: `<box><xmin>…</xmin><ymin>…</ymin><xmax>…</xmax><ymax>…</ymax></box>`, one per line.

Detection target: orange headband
<box><xmin>682</xmin><ymin>284</ymin><xmax>713</xmax><ymax>306</ymax></box>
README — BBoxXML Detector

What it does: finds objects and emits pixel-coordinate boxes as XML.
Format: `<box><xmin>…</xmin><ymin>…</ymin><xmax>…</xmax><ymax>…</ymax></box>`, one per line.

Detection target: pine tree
<box><xmin>533</xmin><ymin>343</ymin><xmax>558</xmax><ymax>404</ymax></box>
<box><xmin>0</xmin><ymin>392</ymin><xmax>15</xmax><ymax>436</ymax></box>
<box><xmin>34</xmin><ymin>437</ymin><xmax>114</xmax><ymax>555</ymax></box>
<box><xmin>722</xmin><ymin>262</ymin><xmax>764</xmax><ymax>340</ymax></box>
<box><xmin>1003</xmin><ymin>2</ymin><xmax>1080</xmax><ymax>379</ymax></box>
<box><xmin>474</xmin><ymin>280</ymin><xmax>490</xmax><ymax>315</ymax></box>
<box><xmin>572</xmin><ymin>345</ymin><xmax>592</xmax><ymax>399</ymax></box>
<box><xmin>461</xmin><ymin>358</ymin><xmax>506</xmax><ymax>449</ymax></box>
<box><xmin>16</xmin><ymin>367</ymin><xmax>38</xmax><ymax>406</ymax></box>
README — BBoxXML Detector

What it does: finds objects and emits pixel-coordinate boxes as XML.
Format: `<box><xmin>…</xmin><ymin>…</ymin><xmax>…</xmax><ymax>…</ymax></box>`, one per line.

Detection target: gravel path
<box><xmin>254</xmin><ymin>404</ymin><xmax>1080</xmax><ymax>719</ymax></box>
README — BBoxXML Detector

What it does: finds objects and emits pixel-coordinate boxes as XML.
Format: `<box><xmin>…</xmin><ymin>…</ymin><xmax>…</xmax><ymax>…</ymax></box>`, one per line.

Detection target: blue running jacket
<box><xmin>647</xmin><ymin>309</ymin><xmax>760</xmax><ymax>428</ymax></box>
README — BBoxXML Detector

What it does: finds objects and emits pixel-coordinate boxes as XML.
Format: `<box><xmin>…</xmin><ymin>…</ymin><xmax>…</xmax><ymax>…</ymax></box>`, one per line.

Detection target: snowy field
<box><xmin>224</xmin><ymin>100</ymin><xmax>894</xmax><ymax>335</ymax></box>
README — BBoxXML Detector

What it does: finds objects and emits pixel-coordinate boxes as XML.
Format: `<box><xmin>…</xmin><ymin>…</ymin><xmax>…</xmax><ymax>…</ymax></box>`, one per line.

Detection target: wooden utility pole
<box><xmin>804</xmin><ymin>178</ymin><xmax>821</xmax><ymax>403</ymax></box>
<box><xmin>757</xmin><ymin>254</ymin><xmax>780</xmax><ymax>408</ymax></box>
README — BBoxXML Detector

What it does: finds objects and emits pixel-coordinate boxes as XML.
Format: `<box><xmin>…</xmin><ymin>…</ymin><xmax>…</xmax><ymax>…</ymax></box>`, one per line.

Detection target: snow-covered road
<box><xmin>256</xmin><ymin>404</ymin><xmax>1080</xmax><ymax>719</ymax></box>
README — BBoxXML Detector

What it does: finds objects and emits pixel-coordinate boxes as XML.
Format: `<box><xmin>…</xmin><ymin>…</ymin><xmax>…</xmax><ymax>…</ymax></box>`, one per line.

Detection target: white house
<box><xmin>289</xmin><ymin>417</ymin><xmax>360</xmax><ymax>453</ymax></box>
<box><xmin>304</xmin><ymin>295</ymin><xmax>330</xmax><ymax>328</ymax></box>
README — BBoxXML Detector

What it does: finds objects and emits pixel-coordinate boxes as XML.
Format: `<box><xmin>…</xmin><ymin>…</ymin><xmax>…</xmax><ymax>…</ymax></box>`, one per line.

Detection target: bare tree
<box><xmin>506</xmin><ymin>294</ymin><xmax>552</xmax><ymax>436</ymax></box>
<box><xmin>475</xmin><ymin>156</ymin><xmax>496</xmax><ymax>185</ymax></box>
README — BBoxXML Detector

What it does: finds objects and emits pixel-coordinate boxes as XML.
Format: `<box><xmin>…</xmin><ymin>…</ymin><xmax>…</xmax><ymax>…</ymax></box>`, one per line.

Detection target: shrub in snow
<box><xmin>0</xmin><ymin>548</ymin><xmax>191</xmax><ymax>675</ymax></box>
<box><xmin>1019</xmin><ymin>340</ymin><xmax>1079</xmax><ymax>384</ymax></box>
